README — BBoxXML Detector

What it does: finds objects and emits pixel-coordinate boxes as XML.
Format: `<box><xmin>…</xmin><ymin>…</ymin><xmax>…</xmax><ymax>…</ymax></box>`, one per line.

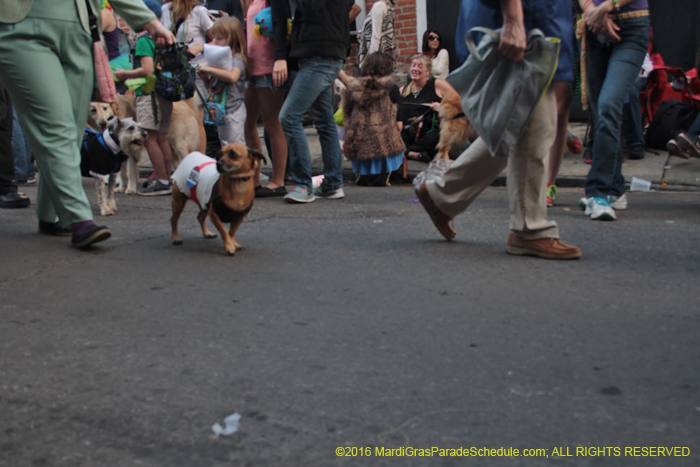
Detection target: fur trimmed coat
<box><xmin>341</xmin><ymin>75</ymin><xmax>405</xmax><ymax>161</ymax></box>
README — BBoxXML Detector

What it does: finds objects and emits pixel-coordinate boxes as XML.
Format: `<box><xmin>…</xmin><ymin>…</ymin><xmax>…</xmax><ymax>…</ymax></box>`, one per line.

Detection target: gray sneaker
<box><xmin>666</xmin><ymin>139</ymin><xmax>691</xmax><ymax>159</ymax></box>
<box><xmin>284</xmin><ymin>185</ymin><xmax>316</xmax><ymax>203</ymax></box>
<box><xmin>676</xmin><ymin>132</ymin><xmax>700</xmax><ymax>158</ymax></box>
<box><xmin>313</xmin><ymin>186</ymin><xmax>345</xmax><ymax>199</ymax></box>
<box><xmin>138</xmin><ymin>180</ymin><xmax>172</xmax><ymax>196</ymax></box>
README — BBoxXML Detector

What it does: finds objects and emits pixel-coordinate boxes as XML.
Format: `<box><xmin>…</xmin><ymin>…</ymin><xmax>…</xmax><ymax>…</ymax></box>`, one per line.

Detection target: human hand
<box><xmin>143</xmin><ymin>19</ymin><xmax>175</xmax><ymax>48</ymax></box>
<box><xmin>602</xmin><ymin>17</ymin><xmax>621</xmax><ymax>42</ymax></box>
<box><xmin>430</xmin><ymin>101</ymin><xmax>441</xmax><ymax>111</ymax></box>
<box><xmin>114</xmin><ymin>69</ymin><xmax>126</xmax><ymax>81</ymax></box>
<box><xmin>583</xmin><ymin>1</ymin><xmax>613</xmax><ymax>36</ymax></box>
<box><xmin>273</xmin><ymin>60</ymin><xmax>288</xmax><ymax>87</ymax></box>
<box><xmin>499</xmin><ymin>19</ymin><xmax>527</xmax><ymax>61</ymax></box>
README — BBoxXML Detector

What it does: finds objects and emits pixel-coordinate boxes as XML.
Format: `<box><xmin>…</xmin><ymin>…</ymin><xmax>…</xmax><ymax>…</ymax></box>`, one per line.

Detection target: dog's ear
<box><xmin>110</xmin><ymin>102</ymin><xmax>120</xmax><ymax>115</ymax></box>
<box><xmin>248</xmin><ymin>148</ymin><xmax>267</xmax><ymax>165</ymax></box>
<box><xmin>107</xmin><ymin>115</ymin><xmax>119</xmax><ymax>131</ymax></box>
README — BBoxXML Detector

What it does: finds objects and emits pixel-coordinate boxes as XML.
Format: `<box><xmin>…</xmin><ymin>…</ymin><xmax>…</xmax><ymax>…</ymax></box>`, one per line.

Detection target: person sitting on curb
<box><xmin>397</xmin><ymin>55</ymin><xmax>453</xmax><ymax>163</ymax></box>
<box><xmin>666</xmin><ymin>110</ymin><xmax>700</xmax><ymax>159</ymax></box>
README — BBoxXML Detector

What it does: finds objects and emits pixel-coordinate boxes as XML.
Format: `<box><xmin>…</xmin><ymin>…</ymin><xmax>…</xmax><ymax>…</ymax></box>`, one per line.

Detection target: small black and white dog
<box><xmin>81</xmin><ymin>116</ymin><xmax>147</xmax><ymax>216</ymax></box>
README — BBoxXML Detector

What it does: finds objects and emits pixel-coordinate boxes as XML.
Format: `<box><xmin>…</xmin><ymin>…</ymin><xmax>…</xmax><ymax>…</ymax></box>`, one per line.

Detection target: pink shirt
<box><xmin>246</xmin><ymin>0</ymin><xmax>275</xmax><ymax>77</ymax></box>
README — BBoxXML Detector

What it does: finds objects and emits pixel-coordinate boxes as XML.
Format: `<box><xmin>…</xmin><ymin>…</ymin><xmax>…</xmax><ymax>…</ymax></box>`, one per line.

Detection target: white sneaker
<box><xmin>586</xmin><ymin>197</ymin><xmax>617</xmax><ymax>220</ymax></box>
<box><xmin>579</xmin><ymin>193</ymin><xmax>627</xmax><ymax>211</ymax></box>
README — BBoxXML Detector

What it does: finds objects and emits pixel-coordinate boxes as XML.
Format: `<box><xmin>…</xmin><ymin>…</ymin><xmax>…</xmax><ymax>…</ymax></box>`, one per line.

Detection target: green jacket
<box><xmin>0</xmin><ymin>0</ymin><xmax>156</xmax><ymax>34</ymax></box>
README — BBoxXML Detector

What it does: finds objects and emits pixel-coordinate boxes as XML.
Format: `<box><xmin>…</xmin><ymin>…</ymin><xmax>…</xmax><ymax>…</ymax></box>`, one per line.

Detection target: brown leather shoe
<box><xmin>506</xmin><ymin>234</ymin><xmax>581</xmax><ymax>260</ymax></box>
<box><xmin>414</xmin><ymin>182</ymin><xmax>456</xmax><ymax>241</ymax></box>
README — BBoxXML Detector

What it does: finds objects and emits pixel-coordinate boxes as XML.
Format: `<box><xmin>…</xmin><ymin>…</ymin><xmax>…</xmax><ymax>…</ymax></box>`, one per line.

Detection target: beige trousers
<box><xmin>426</xmin><ymin>88</ymin><xmax>558</xmax><ymax>240</ymax></box>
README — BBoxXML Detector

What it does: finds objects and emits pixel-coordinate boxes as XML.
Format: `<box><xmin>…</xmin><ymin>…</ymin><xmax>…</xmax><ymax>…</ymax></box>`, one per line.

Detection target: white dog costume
<box><xmin>171</xmin><ymin>151</ymin><xmax>220</xmax><ymax>209</ymax></box>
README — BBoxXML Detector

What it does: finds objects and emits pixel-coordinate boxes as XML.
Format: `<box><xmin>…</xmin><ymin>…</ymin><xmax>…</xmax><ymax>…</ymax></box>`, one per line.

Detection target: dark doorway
<box><xmin>426</xmin><ymin>0</ymin><xmax>462</xmax><ymax>72</ymax></box>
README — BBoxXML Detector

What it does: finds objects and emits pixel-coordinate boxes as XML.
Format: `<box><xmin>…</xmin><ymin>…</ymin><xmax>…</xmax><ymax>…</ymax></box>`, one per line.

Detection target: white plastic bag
<box><xmin>413</xmin><ymin>158</ymin><xmax>453</xmax><ymax>187</ymax></box>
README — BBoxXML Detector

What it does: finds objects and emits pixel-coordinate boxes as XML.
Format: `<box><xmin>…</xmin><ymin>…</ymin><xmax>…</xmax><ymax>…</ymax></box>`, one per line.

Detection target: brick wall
<box><xmin>346</xmin><ymin>0</ymin><xmax>419</xmax><ymax>78</ymax></box>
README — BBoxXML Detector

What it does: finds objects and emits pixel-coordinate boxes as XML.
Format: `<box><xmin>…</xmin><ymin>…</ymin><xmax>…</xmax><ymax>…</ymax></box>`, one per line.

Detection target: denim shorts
<box><xmin>247</xmin><ymin>72</ymin><xmax>295</xmax><ymax>92</ymax></box>
<box><xmin>248</xmin><ymin>73</ymin><xmax>275</xmax><ymax>89</ymax></box>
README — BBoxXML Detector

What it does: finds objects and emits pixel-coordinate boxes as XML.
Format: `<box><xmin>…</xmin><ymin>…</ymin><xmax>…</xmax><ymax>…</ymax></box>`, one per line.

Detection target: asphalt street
<box><xmin>1</xmin><ymin>181</ymin><xmax>699</xmax><ymax>466</ymax></box>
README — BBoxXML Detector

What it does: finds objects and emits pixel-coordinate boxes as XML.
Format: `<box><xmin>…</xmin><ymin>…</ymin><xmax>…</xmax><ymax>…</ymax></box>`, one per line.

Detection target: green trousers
<box><xmin>0</xmin><ymin>0</ymin><xmax>95</xmax><ymax>226</ymax></box>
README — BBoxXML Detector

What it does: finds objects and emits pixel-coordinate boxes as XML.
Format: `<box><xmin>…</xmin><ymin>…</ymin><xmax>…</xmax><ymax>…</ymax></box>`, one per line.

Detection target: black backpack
<box><xmin>645</xmin><ymin>99</ymin><xmax>699</xmax><ymax>149</ymax></box>
<box><xmin>154</xmin><ymin>42</ymin><xmax>196</xmax><ymax>102</ymax></box>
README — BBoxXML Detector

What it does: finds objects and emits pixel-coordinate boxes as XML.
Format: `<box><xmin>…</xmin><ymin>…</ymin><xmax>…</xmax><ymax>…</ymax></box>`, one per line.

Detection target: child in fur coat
<box><xmin>340</xmin><ymin>52</ymin><xmax>405</xmax><ymax>186</ymax></box>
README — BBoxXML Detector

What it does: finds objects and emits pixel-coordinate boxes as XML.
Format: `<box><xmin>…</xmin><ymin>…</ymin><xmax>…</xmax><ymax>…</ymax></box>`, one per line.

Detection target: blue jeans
<box><xmin>12</xmin><ymin>109</ymin><xmax>35</xmax><ymax>181</ymax></box>
<box><xmin>279</xmin><ymin>57</ymin><xmax>343</xmax><ymax>190</ymax></box>
<box><xmin>585</xmin><ymin>17</ymin><xmax>650</xmax><ymax>198</ymax></box>
<box><xmin>686</xmin><ymin>113</ymin><xmax>700</xmax><ymax>140</ymax></box>
<box><xmin>622</xmin><ymin>76</ymin><xmax>647</xmax><ymax>150</ymax></box>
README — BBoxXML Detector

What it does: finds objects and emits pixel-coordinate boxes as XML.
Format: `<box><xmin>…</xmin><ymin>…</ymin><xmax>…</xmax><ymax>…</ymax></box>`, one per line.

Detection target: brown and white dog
<box><xmin>435</xmin><ymin>90</ymin><xmax>476</xmax><ymax>160</ymax></box>
<box><xmin>112</xmin><ymin>94</ymin><xmax>202</xmax><ymax>194</ymax></box>
<box><xmin>81</xmin><ymin>116</ymin><xmax>147</xmax><ymax>216</ymax></box>
<box><xmin>170</xmin><ymin>144</ymin><xmax>265</xmax><ymax>256</ymax></box>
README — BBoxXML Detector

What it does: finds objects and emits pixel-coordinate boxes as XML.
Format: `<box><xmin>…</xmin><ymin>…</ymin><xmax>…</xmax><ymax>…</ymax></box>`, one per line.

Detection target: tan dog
<box><xmin>170</xmin><ymin>144</ymin><xmax>265</xmax><ymax>256</ymax></box>
<box><xmin>435</xmin><ymin>90</ymin><xmax>476</xmax><ymax>160</ymax></box>
<box><xmin>87</xmin><ymin>102</ymin><xmax>115</xmax><ymax>132</ymax></box>
<box><xmin>112</xmin><ymin>94</ymin><xmax>203</xmax><ymax>194</ymax></box>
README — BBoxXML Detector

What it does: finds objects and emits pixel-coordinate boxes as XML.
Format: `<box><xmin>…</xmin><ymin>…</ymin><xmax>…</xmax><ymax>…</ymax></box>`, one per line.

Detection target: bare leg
<box><xmin>197</xmin><ymin>107</ymin><xmax>206</xmax><ymax>153</ymax></box>
<box><xmin>157</xmin><ymin>132</ymin><xmax>172</xmax><ymax>177</ymax></box>
<box><xmin>547</xmin><ymin>81</ymin><xmax>573</xmax><ymax>186</ymax></box>
<box><xmin>244</xmin><ymin>86</ymin><xmax>263</xmax><ymax>186</ymax></box>
<box><xmin>144</xmin><ymin>129</ymin><xmax>169</xmax><ymax>180</ymax></box>
<box><xmin>257</xmin><ymin>87</ymin><xmax>287</xmax><ymax>189</ymax></box>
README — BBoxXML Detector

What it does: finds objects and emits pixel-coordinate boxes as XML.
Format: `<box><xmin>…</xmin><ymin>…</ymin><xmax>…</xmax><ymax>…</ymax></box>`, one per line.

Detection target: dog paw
<box><xmin>173</xmin><ymin>239</ymin><xmax>183</xmax><ymax>245</ymax></box>
<box><xmin>114</xmin><ymin>186</ymin><xmax>124</xmax><ymax>194</ymax></box>
<box><xmin>100</xmin><ymin>208</ymin><xmax>115</xmax><ymax>216</ymax></box>
<box><xmin>204</xmin><ymin>233</ymin><xmax>217</xmax><ymax>239</ymax></box>
<box><xmin>125</xmin><ymin>188</ymin><xmax>137</xmax><ymax>195</ymax></box>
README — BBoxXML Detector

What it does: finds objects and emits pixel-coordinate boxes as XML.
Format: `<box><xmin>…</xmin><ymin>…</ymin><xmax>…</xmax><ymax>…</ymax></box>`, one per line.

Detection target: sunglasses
<box><xmin>428</xmin><ymin>35</ymin><xmax>440</xmax><ymax>40</ymax></box>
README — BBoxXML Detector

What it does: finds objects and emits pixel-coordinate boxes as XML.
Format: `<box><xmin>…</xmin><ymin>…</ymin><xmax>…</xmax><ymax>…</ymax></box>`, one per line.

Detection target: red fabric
<box><xmin>641</xmin><ymin>62</ymin><xmax>700</xmax><ymax>126</ymax></box>
<box><xmin>189</xmin><ymin>161</ymin><xmax>217</xmax><ymax>206</ymax></box>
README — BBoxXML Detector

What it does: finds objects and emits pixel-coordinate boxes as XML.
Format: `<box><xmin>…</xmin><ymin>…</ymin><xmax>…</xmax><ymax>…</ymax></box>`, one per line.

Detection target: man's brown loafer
<box><xmin>506</xmin><ymin>234</ymin><xmax>581</xmax><ymax>260</ymax></box>
<box><xmin>414</xmin><ymin>182</ymin><xmax>456</xmax><ymax>241</ymax></box>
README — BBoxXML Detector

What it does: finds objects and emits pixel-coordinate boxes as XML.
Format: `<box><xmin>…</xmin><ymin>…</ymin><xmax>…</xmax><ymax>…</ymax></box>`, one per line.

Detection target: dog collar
<box><xmin>227</xmin><ymin>170</ymin><xmax>256</xmax><ymax>180</ymax></box>
<box><xmin>102</xmin><ymin>128</ymin><xmax>124</xmax><ymax>157</ymax></box>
